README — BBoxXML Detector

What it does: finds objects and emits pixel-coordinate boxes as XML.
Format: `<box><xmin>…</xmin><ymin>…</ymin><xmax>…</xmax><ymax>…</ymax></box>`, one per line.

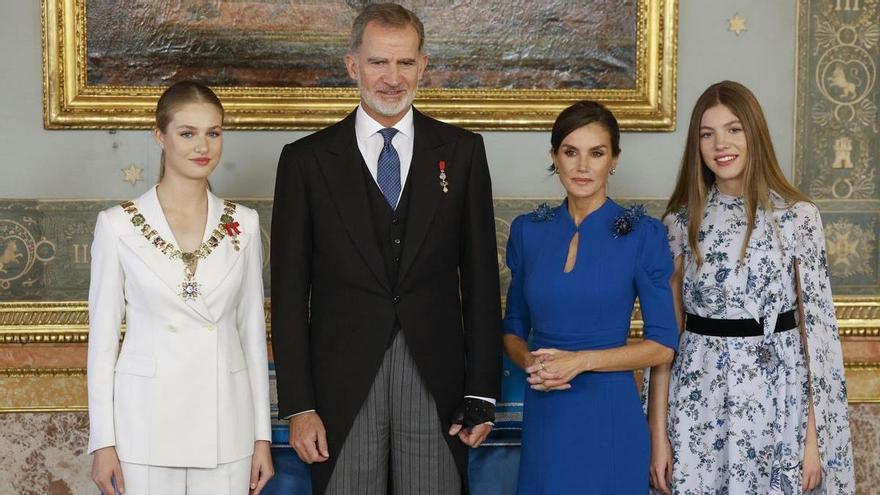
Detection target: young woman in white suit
<box><xmin>87</xmin><ymin>81</ymin><xmax>274</xmax><ymax>495</ymax></box>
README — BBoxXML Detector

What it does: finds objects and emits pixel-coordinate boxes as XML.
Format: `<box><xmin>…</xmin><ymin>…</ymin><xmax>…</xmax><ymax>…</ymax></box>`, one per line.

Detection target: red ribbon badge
<box><xmin>438</xmin><ymin>161</ymin><xmax>448</xmax><ymax>193</ymax></box>
<box><xmin>223</xmin><ymin>222</ymin><xmax>241</xmax><ymax>237</ymax></box>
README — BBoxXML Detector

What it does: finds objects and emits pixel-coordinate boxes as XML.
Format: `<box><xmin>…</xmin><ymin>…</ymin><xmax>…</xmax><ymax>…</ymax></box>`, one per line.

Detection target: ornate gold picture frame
<box><xmin>41</xmin><ymin>0</ymin><xmax>678</xmax><ymax>131</ymax></box>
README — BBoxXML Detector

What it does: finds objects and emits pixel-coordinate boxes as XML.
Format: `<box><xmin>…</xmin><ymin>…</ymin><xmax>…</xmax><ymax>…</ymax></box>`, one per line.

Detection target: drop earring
<box><xmin>609</xmin><ymin>168</ymin><xmax>616</xmax><ymax>175</ymax></box>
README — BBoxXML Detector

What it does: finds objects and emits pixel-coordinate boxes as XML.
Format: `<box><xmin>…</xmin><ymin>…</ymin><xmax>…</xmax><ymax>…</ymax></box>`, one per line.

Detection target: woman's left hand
<box><xmin>802</xmin><ymin>440</ymin><xmax>822</xmax><ymax>492</ymax></box>
<box><xmin>525</xmin><ymin>348</ymin><xmax>586</xmax><ymax>391</ymax></box>
<box><xmin>250</xmin><ymin>440</ymin><xmax>274</xmax><ymax>495</ymax></box>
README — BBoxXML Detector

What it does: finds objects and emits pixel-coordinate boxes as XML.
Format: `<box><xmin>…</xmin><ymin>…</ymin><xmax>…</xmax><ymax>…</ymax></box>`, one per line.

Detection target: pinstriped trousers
<box><xmin>326</xmin><ymin>332</ymin><xmax>461</xmax><ymax>495</ymax></box>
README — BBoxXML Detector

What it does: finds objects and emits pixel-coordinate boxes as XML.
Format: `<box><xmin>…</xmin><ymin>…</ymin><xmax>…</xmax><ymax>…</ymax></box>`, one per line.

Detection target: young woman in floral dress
<box><xmin>647</xmin><ymin>81</ymin><xmax>854</xmax><ymax>494</ymax></box>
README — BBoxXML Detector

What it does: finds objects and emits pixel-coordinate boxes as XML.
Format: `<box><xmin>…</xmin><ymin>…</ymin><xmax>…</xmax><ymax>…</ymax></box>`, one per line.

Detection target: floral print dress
<box><xmin>663</xmin><ymin>186</ymin><xmax>854</xmax><ymax>494</ymax></box>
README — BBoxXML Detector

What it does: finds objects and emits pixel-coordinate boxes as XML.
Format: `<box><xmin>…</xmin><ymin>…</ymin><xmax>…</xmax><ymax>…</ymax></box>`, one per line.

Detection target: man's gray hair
<box><xmin>350</xmin><ymin>3</ymin><xmax>425</xmax><ymax>53</ymax></box>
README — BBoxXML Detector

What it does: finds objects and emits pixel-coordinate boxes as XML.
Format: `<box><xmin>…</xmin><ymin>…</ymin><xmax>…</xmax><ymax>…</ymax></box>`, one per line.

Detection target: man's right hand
<box><xmin>289</xmin><ymin>411</ymin><xmax>330</xmax><ymax>464</ymax></box>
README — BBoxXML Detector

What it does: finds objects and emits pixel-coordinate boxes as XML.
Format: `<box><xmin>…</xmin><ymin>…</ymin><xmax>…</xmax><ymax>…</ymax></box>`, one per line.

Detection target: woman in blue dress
<box><xmin>502</xmin><ymin>101</ymin><xmax>679</xmax><ymax>494</ymax></box>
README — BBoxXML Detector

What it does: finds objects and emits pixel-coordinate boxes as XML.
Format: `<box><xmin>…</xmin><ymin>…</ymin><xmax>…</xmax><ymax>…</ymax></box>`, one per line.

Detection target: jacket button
<box><xmin>204</xmin><ymin>324</ymin><xmax>216</xmax><ymax>331</ymax></box>
<box><xmin>392</xmin><ymin>295</ymin><xmax>401</xmax><ymax>304</ymax></box>
<box><xmin>393</xmin><ymin>238</ymin><xmax>401</xmax><ymax>245</ymax></box>
<box><xmin>391</xmin><ymin>217</ymin><xmax>399</xmax><ymax>225</ymax></box>
<box><xmin>393</xmin><ymin>257</ymin><xmax>400</xmax><ymax>263</ymax></box>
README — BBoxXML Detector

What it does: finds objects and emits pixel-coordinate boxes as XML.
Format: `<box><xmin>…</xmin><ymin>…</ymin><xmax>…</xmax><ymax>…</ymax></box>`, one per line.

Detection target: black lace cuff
<box><xmin>449</xmin><ymin>397</ymin><xmax>495</xmax><ymax>428</ymax></box>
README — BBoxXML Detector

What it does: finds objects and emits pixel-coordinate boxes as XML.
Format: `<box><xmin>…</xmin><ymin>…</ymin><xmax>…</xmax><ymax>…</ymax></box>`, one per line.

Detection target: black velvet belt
<box><xmin>685</xmin><ymin>309</ymin><xmax>798</xmax><ymax>337</ymax></box>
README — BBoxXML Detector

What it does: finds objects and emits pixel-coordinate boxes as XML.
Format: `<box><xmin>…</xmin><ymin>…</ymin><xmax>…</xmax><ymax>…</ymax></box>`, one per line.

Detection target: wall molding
<box><xmin>1</xmin><ymin>297</ymin><xmax>878</xmax><ymax>340</ymax></box>
<box><xmin>1</xmin><ymin>297</ymin><xmax>879</xmax><ymax>411</ymax></box>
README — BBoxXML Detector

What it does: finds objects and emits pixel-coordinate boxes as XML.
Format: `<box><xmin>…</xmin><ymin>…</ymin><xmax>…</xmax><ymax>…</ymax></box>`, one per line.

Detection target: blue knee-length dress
<box><xmin>503</xmin><ymin>199</ymin><xmax>678</xmax><ymax>494</ymax></box>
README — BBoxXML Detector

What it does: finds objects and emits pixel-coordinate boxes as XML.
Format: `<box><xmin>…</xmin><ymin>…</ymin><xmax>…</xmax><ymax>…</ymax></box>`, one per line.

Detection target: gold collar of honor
<box><xmin>119</xmin><ymin>199</ymin><xmax>240</xmax><ymax>300</ymax></box>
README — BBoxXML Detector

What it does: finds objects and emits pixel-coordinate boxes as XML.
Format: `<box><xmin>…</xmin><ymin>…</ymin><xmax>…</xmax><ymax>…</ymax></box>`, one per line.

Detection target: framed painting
<box><xmin>41</xmin><ymin>0</ymin><xmax>678</xmax><ymax>130</ymax></box>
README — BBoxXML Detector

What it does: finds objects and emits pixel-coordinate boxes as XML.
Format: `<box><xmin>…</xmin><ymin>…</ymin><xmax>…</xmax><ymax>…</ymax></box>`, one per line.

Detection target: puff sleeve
<box><xmin>662</xmin><ymin>209</ymin><xmax>688</xmax><ymax>259</ymax></box>
<box><xmin>634</xmin><ymin>218</ymin><xmax>679</xmax><ymax>350</ymax></box>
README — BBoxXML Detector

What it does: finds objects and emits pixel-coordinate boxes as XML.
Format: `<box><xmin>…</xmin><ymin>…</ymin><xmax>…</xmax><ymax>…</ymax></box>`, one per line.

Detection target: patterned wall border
<box><xmin>1</xmin><ymin>297</ymin><xmax>878</xmax><ymax>339</ymax></box>
<box><xmin>793</xmin><ymin>0</ymin><xmax>880</xmax><ymax>295</ymax></box>
<box><xmin>1</xmin><ymin>296</ymin><xmax>879</xmax><ymax>411</ymax></box>
<box><xmin>3</xmin><ymin>360</ymin><xmax>878</xmax><ymax>413</ymax></box>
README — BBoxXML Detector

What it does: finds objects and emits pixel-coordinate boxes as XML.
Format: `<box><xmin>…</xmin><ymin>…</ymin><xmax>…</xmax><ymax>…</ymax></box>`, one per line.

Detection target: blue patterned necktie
<box><xmin>376</xmin><ymin>127</ymin><xmax>401</xmax><ymax>209</ymax></box>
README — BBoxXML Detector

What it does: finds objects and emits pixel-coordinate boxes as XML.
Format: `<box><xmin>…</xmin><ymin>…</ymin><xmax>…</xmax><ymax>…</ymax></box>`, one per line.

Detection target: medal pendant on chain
<box><xmin>119</xmin><ymin>199</ymin><xmax>241</xmax><ymax>302</ymax></box>
<box><xmin>179</xmin><ymin>279</ymin><xmax>202</xmax><ymax>300</ymax></box>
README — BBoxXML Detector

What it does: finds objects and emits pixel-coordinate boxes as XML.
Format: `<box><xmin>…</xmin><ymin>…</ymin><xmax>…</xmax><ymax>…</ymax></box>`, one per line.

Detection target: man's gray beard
<box><xmin>360</xmin><ymin>85</ymin><xmax>416</xmax><ymax>117</ymax></box>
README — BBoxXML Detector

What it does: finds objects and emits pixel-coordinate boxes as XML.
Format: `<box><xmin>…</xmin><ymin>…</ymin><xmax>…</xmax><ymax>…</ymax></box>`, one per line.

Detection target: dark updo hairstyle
<box><xmin>549</xmin><ymin>100</ymin><xmax>621</xmax><ymax>172</ymax></box>
<box><xmin>155</xmin><ymin>81</ymin><xmax>224</xmax><ymax>180</ymax></box>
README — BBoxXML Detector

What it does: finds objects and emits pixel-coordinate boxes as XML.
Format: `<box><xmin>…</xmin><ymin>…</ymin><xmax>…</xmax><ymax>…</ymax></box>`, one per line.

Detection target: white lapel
<box><xmin>118</xmin><ymin>187</ymin><xmax>215</xmax><ymax>322</ymax></box>
<box><xmin>193</xmin><ymin>191</ymin><xmax>250</xmax><ymax>299</ymax></box>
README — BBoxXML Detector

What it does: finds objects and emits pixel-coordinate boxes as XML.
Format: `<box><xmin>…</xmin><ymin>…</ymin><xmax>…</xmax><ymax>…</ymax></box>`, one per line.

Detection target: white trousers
<box><xmin>119</xmin><ymin>456</ymin><xmax>252</xmax><ymax>495</ymax></box>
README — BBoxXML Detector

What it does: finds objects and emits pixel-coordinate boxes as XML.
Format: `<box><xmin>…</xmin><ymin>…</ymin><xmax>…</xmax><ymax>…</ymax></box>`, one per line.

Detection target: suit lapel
<box><xmin>317</xmin><ymin>111</ymin><xmax>392</xmax><ymax>292</ymax></box>
<box><xmin>194</xmin><ymin>191</ymin><xmax>248</xmax><ymax>305</ymax></box>
<box><xmin>397</xmin><ymin>110</ymin><xmax>452</xmax><ymax>282</ymax></box>
<box><xmin>119</xmin><ymin>234</ymin><xmax>187</xmax><ymax>303</ymax></box>
<box><xmin>119</xmin><ymin>187</ymin><xmax>215</xmax><ymax>322</ymax></box>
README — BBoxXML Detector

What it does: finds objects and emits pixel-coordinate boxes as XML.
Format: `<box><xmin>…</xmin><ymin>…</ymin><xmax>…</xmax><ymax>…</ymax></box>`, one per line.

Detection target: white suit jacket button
<box><xmin>204</xmin><ymin>324</ymin><xmax>217</xmax><ymax>331</ymax></box>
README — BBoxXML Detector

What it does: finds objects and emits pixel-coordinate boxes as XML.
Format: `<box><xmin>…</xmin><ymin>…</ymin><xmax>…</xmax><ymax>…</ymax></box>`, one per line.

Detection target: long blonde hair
<box><xmin>664</xmin><ymin>81</ymin><xmax>809</xmax><ymax>265</ymax></box>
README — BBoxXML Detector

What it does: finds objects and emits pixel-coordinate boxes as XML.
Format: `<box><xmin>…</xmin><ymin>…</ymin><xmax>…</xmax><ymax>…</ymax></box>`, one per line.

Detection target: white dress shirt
<box><xmin>355</xmin><ymin>105</ymin><xmax>414</xmax><ymax>205</ymax></box>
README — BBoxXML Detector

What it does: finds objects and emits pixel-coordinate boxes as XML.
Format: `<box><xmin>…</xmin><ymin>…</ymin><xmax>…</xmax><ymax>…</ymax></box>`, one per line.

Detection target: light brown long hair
<box><xmin>664</xmin><ymin>81</ymin><xmax>809</xmax><ymax>265</ymax></box>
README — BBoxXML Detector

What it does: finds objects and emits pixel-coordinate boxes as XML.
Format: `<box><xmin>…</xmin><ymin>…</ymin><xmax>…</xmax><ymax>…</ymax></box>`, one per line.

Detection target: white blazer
<box><xmin>87</xmin><ymin>186</ymin><xmax>272</xmax><ymax>468</ymax></box>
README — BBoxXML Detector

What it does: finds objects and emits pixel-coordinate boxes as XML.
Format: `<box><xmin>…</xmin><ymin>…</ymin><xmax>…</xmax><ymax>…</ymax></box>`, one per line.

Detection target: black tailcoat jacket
<box><xmin>270</xmin><ymin>108</ymin><xmax>502</xmax><ymax>494</ymax></box>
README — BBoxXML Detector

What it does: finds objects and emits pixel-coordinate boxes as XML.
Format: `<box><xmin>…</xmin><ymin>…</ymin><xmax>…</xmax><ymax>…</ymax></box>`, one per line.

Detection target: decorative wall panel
<box><xmin>794</xmin><ymin>0</ymin><xmax>880</xmax><ymax>295</ymax></box>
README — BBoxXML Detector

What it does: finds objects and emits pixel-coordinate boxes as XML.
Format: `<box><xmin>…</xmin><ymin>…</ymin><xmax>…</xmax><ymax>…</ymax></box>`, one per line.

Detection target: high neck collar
<box><xmin>709</xmin><ymin>184</ymin><xmax>744</xmax><ymax>207</ymax></box>
<box><xmin>559</xmin><ymin>196</ymin><xmax>616</xmax><ymax>229</ymax></box>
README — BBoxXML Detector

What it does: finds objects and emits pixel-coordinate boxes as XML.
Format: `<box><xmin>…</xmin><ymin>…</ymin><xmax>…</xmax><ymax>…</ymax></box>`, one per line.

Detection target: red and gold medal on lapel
<box><xmin>438</xmin><ymin>160</ymin><xmax>449</xmax><ymax>193</ymax></box>
<box><xmin>221</xmin><ymin>215</ymin><xmax>241</xmax><ymax>251</ymax></box>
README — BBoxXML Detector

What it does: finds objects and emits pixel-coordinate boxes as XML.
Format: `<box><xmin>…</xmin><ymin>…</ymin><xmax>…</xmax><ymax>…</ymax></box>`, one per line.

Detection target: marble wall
<box><xmin>0</xmin><ymin>413</ymin><xmax>90</xmax><ymax>495</ymax></box>
<box><xmin>3</xmin><ymin>406</ymin><xmax>880</xmax><ymax>494</ymax></box>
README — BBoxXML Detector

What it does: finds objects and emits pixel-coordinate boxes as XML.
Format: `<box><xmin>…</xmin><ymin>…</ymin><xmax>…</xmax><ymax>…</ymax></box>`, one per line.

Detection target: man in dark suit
<box><xmin>270</xmin><ymin>3</ymin><xmax>502</xmax><ymax>494</ymax></box>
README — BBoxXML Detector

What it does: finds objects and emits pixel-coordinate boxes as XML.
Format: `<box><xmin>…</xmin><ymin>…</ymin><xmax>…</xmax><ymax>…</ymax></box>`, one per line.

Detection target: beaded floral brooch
<box><xmin>611</xmin><ymin>204</ymin><xmax>646</xmax><ymax>238</ymax></box>
<box><xmin>529</xmin><ymin>202</ymin><xmax>556</xmax><ymax>222</ymax></box>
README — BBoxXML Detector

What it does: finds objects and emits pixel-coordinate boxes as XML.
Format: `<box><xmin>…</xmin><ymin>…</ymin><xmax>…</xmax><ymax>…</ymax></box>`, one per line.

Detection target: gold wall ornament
<box><xmin>728</xmin><ymin>13</ymin><xmax>748</xmax><ymax>36</ymax></box>
<box><xmin>0</xmin><ymin>367</ymin><xmax>86</xmax><ymax>377</ymax></box>
<box><xmin>824</xmin><ymin>217</ymin><xmax>877</xmax><ymax>279</ymax></box>
<box><xmin>841</xmin><ymin>361</ymin><xmax>880</xmax><ymax>403</ymax></box>
<box><xmin>0</xmin><ymin>220</ymin><xmax>57</xmax><ymax>291</ymax></box>
<box><xmin>121</xmin><ymin>164</ymin><xmax>144</xmax><ymax>186</ymax></box>
<box><xmin>1</xmin><ymin>297</ymin><xmax>880</xmax><ymax>410</ymax></box>
<box><xmin>40</xmin><ymin>0</ymin><xmax>678</xmax><ymax>131</ymax></box>
<box><xmin>2</xmin><ymin>362</ymin><xmax>879</xmax><ymax>412</ymax></box>
<box><xmin>1</xmin><ymin>298</ymin><xmax>878</xmax><ymax>340</ymax></box>
<box><xmin>0</xmin><ymin>368</ymin><xmax>88</xmax><ymax>412</ymax></box>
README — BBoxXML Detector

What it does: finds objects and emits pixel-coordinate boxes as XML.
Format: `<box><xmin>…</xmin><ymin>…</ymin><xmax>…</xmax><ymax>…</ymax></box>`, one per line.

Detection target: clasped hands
<box><xmin>525</xmin><ymin>348</ymin><xmax>589</xmax><ymax>392</ymax></box>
